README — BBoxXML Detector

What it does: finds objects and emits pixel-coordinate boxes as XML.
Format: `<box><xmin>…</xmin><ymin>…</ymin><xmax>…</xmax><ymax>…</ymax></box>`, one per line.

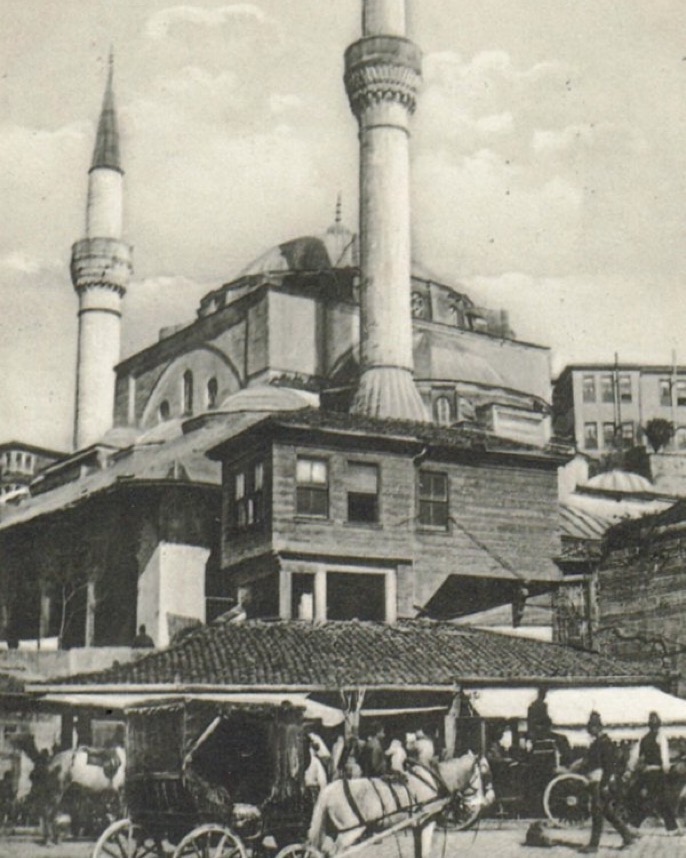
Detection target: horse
<box><xmin>307</xmin><ymin>750</ymin><xmax>493</xmax><ymax>857</ymax></box>
<box><xmin>49</xmin><ymin>745</ymin><xmax>126</xmax><ymax>835</ymax></box>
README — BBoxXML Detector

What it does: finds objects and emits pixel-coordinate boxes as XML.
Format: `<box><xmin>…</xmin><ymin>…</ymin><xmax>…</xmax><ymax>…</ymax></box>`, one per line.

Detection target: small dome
<box><xmin>101</xmin><ymin>425</ymin><xmax>141</xmax><ymax>448</ymax></box>
<box><xmin>585</xmin><ymin>470</ymin><xmax>655</xmax><ymax>494</ymax></box>
<box><xmin>218</xmin><ymin>386</ymin><xmax>318</xmax><ymax>413</ymax></box>
<box><xmin>136</xmin><ymin>417</ymin><xmax>185</xmax><ymax>445</ymax></box>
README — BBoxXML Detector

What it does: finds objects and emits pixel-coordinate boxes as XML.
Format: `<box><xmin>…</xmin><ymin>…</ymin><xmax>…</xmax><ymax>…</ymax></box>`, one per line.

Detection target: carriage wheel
<box><xmin>92</xmin><ymin>818</ymin><xmax>166</xmax><ymax>858</ymax></box>
<box><xmin>172</xmin><ymin>824</ymin><xmax>247</xmax><ymax>858</ymax></box>
<box><xmin>543</xmin><ymin>773</ymin><xmax>591</xmax><ymax>827</ymax></box>
<box><xmin>274</xmin><ymin>844</ymin><xmax>324</xmax><ymax>858</ymax></box>
<box><xmin>435</xmin><ymin>793</ymin><xmax>481</xmax><ymax>832</ymax></box>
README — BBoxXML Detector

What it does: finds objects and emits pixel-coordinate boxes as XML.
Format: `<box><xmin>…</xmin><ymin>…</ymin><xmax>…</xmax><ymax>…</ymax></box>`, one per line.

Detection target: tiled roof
<box><xmin>256</xmin><ymin>409</ymin><xmax>569</xmax><ymax>462</ymax></box>
<box><xmin>49</xmin><ymin>620</ymin><xmax>660</xmax><ymax>689</ymax></box>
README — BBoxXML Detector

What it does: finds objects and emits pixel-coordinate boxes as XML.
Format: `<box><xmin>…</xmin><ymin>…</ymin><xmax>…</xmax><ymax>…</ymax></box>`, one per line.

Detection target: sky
<box><xmin>1</xmin><ymin>0</ymin><xmax>685</xmax><ymax>450</ymax></box>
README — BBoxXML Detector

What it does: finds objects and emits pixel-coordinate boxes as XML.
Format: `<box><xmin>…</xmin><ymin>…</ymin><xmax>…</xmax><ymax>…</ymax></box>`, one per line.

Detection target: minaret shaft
<box><xmin>71</xmin><ymin>56</ymin><xmax>132</xmax><ymax>451</ymax></box>
<box><xmin>345</xmin><ymin>0</ymin><xmax>427</xmax><ymax>421</ymax></box>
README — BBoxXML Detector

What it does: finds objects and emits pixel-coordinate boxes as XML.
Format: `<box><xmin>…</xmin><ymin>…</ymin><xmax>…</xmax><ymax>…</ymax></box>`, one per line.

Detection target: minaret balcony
<box><xmin>70</xmin><ymin>236</ymin><xmax>132</xmax><ymax>295</ymax></box>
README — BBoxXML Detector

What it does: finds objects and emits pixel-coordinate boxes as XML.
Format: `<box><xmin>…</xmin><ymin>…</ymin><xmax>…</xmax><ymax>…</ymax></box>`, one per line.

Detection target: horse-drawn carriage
<box><xmin>93</xmin><ymin>696</ymin><xmax>492</xmax><ymax>858</ymax></box>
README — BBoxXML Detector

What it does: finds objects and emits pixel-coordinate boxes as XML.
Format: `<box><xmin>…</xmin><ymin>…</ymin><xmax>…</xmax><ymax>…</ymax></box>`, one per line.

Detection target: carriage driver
<box><xmin>624</xmin><ymin>712</ymin><xmax>681</xmax><ymax>835</ymax></box>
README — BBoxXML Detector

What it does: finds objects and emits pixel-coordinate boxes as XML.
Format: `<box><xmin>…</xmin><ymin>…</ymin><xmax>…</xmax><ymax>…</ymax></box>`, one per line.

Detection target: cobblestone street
<box><xmin>0</xmin><ymin>822</ymin><xmax>683</xmax><ymax>858</ymax></box>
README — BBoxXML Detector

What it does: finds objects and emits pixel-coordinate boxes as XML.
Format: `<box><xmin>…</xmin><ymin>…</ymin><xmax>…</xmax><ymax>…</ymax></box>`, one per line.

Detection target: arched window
<box><xmin>159</xmin><ymin>400</ymin><xmax>171</xmax><ymax>422</ymax></box>
<box><xmin>434</xmin><ymin>395</ymin><xmax>452</xmax><ymax>427</ymax></box>
<box><xmin>182</xmin><ymin>371</ymin><xmax>194</xmax><ymax>416</ymax></box>
<box><xmin>207</xmin><ymin>377</ymin><xmax>218</xmax><ymax>410</ymax></box>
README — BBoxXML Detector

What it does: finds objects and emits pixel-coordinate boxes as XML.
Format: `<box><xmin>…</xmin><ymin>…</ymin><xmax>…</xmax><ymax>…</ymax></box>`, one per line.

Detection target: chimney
<box><xmin>345</xmin><ymin>0</ymin><xmax>428</xmax><ymax>422</ymax></box>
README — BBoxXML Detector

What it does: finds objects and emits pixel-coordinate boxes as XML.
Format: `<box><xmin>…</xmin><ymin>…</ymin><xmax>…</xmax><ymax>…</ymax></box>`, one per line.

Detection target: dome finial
<box><xmin>335</xmin><ymin>192</ymin><xmax>342</xmax><ymax>225</ymax></box>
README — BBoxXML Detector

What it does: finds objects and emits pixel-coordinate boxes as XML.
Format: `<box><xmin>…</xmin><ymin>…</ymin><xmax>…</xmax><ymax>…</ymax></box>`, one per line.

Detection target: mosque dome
<box><xmin>100</xmin><ymin>425</ymin><xmax>141</xmax><ymax>448</ymax></box>
<box><xmin>584</xmin><ymin>470</ymin><xmax>655</xmax><ymax>494</ymax></box>
<box><xmin>239</xmin><ymin>225</ymin><xmax>358</xmax><ymax>278</ymax></box>
<box><xmin>136</xmin><ymin>417</ymin><xmax>185</xmax><ymax>445</ymax></box>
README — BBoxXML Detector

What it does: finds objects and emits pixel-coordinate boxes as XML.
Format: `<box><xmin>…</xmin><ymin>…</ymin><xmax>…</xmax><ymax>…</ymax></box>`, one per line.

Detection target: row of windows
<box><xmin>582</xmin><ymin>374</ymin><xmax>632</xmax><ymax>404</ymax></box>
<box><xmin>581</xmin><ymin>373</ymin><xmax>686</xmax><ymax>407</ymax></box>
<box><xmin>158</xmin><ymin>373</ymin><xmax>219</xmax><ymax>422</ymax></box>
<box><xmin>228</xmin><ymin>457</ymin><xmax>450</xmax><ymax>531</ymax></box>
<box><xmin>0</xmin><ymin>483</ymin><xmax>24</xmax><ymax>496</ymax></box>
<box><xmin>0</xmin><ymin>451</ymin><xmax>35</xmax><ymax>474</ymax></box>
<box><xmin>583</xmin><ymin>421</ymin><xmax>634</xmax><ymax>450</ymax></box>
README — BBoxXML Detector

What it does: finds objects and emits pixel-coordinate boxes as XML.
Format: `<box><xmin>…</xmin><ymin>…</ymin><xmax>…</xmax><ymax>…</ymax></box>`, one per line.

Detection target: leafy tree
<box><xmin>643</xmin><ymin>418</ymin><xmax>674</xmax><ymax>453</ymax></box>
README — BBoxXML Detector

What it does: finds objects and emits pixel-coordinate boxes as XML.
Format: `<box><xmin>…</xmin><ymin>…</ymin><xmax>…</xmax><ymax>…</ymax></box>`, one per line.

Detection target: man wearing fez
<box><xmin>572</xmin><ymin>711</ymin><xmax>638</xmax><ymax>853</ymax></box>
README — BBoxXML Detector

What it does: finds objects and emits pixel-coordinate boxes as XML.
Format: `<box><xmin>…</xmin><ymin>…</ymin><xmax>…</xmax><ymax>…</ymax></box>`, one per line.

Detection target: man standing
<box><xmin>625</xmin><ymin>711</ymin><xmax>680</xmax><ymax>835</ymax></box>
<box><xmin>573</xmin><ymin>711</ymin><xmax>638</xmax><ymax>854</ymax></box>
<box><xmin>527</xmin><ymin>687</ymin><xmax>553</xmax><ymax>742</ymax></box>
<box><xmin>361</xmin><ymin>723</ymin><xmax>387</xmax><ymax>777</ymax></box>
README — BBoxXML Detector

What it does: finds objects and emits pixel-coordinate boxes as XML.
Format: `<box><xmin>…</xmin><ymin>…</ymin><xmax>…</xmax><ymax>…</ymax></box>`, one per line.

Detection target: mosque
<box><xmin>0</xmin><ymin>0</ymin><xmax>569</xmax><ymax>658</ymax></box>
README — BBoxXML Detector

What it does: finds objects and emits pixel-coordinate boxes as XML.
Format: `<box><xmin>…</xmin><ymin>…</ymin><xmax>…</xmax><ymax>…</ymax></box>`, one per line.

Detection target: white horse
<box><xmin>307</xmin><ymin>751</ymin><xmax>493</xmax><ymax>857</ymax></box>
<box><xmin>49</xmin><ymin>745</ymin><xmax>126</xmax><ymax>820</ymax></box>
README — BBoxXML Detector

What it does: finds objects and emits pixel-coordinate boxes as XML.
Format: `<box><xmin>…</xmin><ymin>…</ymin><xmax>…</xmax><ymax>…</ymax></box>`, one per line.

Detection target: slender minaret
<box><xmin>71</xmin><ymin>53</ymin><xmax>132</xmax><ymax>450</ymax></box>
<box><xmin>345</xmin><ymin>0</ymin><xmax>427</xmax><ymax>421</ymax></box>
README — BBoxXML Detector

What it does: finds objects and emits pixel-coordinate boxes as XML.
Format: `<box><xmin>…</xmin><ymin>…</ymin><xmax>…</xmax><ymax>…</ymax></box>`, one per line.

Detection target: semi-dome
<box><xmin>584</xmin><ymin>470</ymin><xmax>655</xmax><ymax>494</ymax></box>
<box><xmin>218</xmin><ymin>386</ymin><xmax>318</xmax><ymax>413</ymax></box>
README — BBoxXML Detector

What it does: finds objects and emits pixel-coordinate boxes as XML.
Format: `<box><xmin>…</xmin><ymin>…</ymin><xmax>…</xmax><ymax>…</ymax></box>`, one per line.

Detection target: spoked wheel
<box><xmin>93</xmin><ymin>818</ymin><xmax>166</xmax><ymax>858</ymax></box>
<box><xmin>172</xmin><ymin>824</ymin><xmax>247</xmax><ymax>858</ymax></box>
<box><xmin>275</xmin><ymin>845</ymin><xmax>324</xmax><ymax>858</ymax></box>
<box><xmin>435</xmin><ymin>794</ymin><xmax>481</xmax><ymax>832</ymax></box>
<box><xmin>543</xmin><ymin>773</ymin><xmax>591</xmax><ymax>827</ymax></box>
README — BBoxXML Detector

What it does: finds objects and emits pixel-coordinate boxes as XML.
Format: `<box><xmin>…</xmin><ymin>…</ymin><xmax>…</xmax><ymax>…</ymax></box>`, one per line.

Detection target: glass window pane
<box><xmin>348</xmin><ymin>462</ymin><xmax>378</xmax><ymax>493</ymax></box>
<box><xmin>311</xmin><ymin>460</ymin><xmax>328</xmax><ymax>484</ymax></box>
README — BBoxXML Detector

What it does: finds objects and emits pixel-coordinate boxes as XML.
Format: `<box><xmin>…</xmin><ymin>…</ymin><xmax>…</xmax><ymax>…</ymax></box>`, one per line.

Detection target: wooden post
<box><xmin>413</xmin><ymin>824</ymin><xmax>424</xmax><ymax>858</ymax></box>
<box><xmin>443</xmin><ymin>687</ymin><xmax>461</xmax><ymax>759</ymax></box>
<box><xmin>84</xmin><ymin>579</ymin><xmax>96</xmax><ymax>646</ymax></box>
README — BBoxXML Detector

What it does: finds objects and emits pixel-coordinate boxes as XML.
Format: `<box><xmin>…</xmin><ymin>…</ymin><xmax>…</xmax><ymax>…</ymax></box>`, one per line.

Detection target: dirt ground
<box><xmin>0</xmin><ymin>821</ymin><xmax>683</xmax><ymax>858</ymax></box>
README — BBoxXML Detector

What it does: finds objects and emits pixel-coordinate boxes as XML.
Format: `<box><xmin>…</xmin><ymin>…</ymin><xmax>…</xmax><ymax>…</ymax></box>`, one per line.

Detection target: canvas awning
<box><xmin>39</xmin><ymin>691</ymin><xmax>345</xmax><ymax>728</ymax></box>
<box><xmin>466</xmin><ymin>685</ymin><xmax>686</xmax><ymax>744</ymax></box>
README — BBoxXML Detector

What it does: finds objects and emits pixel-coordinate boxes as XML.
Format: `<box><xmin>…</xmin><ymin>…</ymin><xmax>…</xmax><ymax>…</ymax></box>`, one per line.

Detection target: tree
<box><xmin>643</xmin><ymin>418</ymin><xmax>674</xmax><ymax>453</ymax></box>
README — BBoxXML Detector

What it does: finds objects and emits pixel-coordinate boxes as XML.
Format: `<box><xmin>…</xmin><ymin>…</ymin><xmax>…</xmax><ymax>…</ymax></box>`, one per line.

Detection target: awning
<box><xmin>466</xmin><ymin>685</ymin><xmax>686</xmax><ymax>744</ymax></box>
<box><xmin>39</xmin><ymin>692</ymin><xmax>344</xmax><ymax>728</ymax></box>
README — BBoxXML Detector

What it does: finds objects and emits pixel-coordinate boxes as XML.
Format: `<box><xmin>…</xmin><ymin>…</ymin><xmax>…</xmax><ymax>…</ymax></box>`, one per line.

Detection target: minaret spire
<box><xmin>345</xmin><ymin>0</ymin><xmax>427</xmax><ymax>421</ymax></box>
<box><xmin>91</xmin><ymin>49</ymin><xmax>121</xmax><ymax>173</ymax></box>
<box><xmin>71</xmin><ymin>55</ymin><xmax>133</xmax><ymax>450</ymax></box>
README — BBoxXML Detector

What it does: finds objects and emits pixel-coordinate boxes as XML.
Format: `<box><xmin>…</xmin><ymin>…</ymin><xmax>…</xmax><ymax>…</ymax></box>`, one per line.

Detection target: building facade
<box><xmin>553</xmin><ymin>363</ymin><xmax>686</xmax><ymax>458</ymax></box>
<box><xmin>0</xmin><ymin>442</ymin><xmax>64</xmax><ymax>506</ymax></box>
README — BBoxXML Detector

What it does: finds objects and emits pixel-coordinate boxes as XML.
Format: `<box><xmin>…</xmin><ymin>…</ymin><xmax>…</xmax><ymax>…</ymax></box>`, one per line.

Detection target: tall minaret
<box><xmin>71</xmin><ymin>53</ymin><xmax>133</xmax><ymax>450</ymax></box>
<box><xmin>345</xmin><ymin>0</ymin><xmax>427</xmax><ymax>421</ymax></box>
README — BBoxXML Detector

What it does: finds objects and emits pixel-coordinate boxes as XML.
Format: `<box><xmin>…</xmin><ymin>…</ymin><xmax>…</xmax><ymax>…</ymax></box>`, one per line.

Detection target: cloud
<box><xmin>0</xmin><ymin>252</ymin><xmax>42</xmax><ymax>274</ymax></box>
<box><xmin>145</xmin><ymin>4</ymin><xmax>273</xmax><ymax>41</ymax></box>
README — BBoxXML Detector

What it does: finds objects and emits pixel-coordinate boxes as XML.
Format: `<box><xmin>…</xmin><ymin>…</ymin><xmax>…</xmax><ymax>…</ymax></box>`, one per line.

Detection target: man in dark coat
<box><xmin>361</xmin><ymin>723</ymin><xmax>387</xmax><ymax>777</ymax></box>
<box><xmin>573</xmin><ymin>711</ymin><xmax>638</xmax><ymax>854</ymax></box>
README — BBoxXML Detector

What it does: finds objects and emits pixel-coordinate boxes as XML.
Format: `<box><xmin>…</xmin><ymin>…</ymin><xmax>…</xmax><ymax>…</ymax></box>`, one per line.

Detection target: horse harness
<box><xmin>337</xmin><ymin>761</ymin><xmax>450</xmax><ymax>835</ymax></box>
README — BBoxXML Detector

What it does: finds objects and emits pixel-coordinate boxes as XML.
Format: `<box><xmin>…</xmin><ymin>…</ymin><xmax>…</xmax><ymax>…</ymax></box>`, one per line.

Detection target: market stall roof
<box><xmin>466</xmin><ymin>685</ymin><xmax>686</xmax><ymax>743</ymax></box>
<box><xmin>32</xmin><ymin>619</ymin><xmax>662</xmax><ymax>692</ymax></box>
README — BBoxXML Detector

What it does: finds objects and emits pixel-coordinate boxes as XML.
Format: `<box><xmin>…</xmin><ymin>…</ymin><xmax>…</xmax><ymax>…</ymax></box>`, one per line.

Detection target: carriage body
<box><xmin>94</xmin><ymin>697</ymin><xmax>310</xmax><ymax>858</ymax></box>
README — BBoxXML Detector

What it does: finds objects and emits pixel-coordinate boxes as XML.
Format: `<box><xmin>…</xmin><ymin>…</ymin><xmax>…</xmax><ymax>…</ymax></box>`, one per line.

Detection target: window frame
<box><xmin>602</xmin><ymin>422</ymin><xmax>616</xmax><ymax>449</ymax></box>
<box><xmin>618</xmin><ymin>374</ymin><xmax>632</xmax><ymax>403</ymax></box>
<box><xmin>230</xmin><ymin>460</ymin><xmax>266</xmax><ymax>531</ymax></box>
<box><xmin>583</xmin><ymin>422</ymin><xmax>599</xmax><ymax>450</ymax></box>
<box><xmin>659</xmin><ymin>378</ymin><xmax>671</xmax><ymax>406</ymax></box>
<box><xmin>346</xmin><ymin>461</ymin><xmax>380</xmax><ymax>525</ymax></box>
<box><xmin>582</xmin><ymin>375</ymin><xmax>596</xmax><ymax>403</ymax></box>
<box><xmin>677</xmin><ymin>381</ymin><xmax>686</xmax><ymax>407</ymax></box>
<box><xmin>600</xmin><ymin>374</ymin><xmax>615</xmax><ymax>403</ymax></box>
<box><xmin>417</xmin><ymin>469</ymin><xmax>449</xmax><ymax>530</ymax></box>
<box><xmin>295</xmin><ymin>456</ymin><xmax>329</xmax><ymax>518</ymax></box>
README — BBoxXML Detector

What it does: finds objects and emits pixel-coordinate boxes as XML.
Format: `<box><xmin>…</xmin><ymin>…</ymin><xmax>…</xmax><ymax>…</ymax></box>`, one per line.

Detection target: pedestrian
<box><xmin>361</xmin><ymin>722</ymin><xmax>387</xmax><ymax>777</ymax></box>
<box><xmin>625</xmin><ymin>711</ymin><xmax>681</xmax><ymax>835</ymax></box>
<box><xmin>0</xmin><ymin>770</ymin><xmax>15</xmax><ymax>828</ymax></box>
<box><xmin>30</xmin><ymin>749</ymin><xmax>60</xmax><ymax>846</ymax></box>
<box><xmin>132</xmin><ymin>624</ymin><xmax>155</xmax><ymax>648</ymax></box>
<box><xmin>571</xmin><ymin>711</ymin><xmax>638</xmax><ymax>854</ymax></box>
<box><xmin>527</xmin><ymin>687</ymin><xmax>553</xmax><ymax>742</ymax></box>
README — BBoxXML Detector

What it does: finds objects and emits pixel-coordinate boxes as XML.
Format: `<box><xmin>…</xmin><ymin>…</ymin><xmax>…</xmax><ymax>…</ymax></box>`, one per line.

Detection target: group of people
<box><xmin>561</xmin><ymin>704</ymin><xmax>681</xmax><ymax>852</ymax></box>
<box><xmin>305</xmin><ymin>723</ymin><xmax>437</xmax><ymax>794</ymax></box>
